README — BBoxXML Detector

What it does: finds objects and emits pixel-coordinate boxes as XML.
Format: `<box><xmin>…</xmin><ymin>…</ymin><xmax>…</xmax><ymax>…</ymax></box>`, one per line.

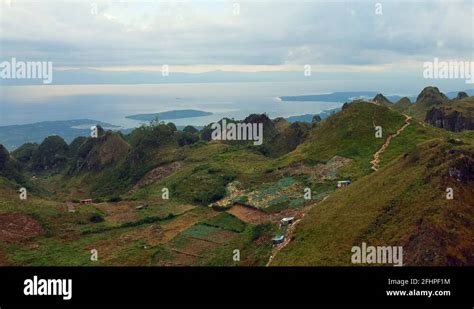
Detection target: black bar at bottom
<box><xmin>0</xmin><ymin>267</ymin><xmax>472</xmax><ymax>306</ymax></box>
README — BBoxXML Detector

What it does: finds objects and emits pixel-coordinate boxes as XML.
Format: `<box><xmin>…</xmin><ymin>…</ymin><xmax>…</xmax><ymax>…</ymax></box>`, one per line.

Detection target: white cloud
<box><xmin>0</xmin><ymin>0</ymin><xmax>472</xmax><ymax>71</ymax></box>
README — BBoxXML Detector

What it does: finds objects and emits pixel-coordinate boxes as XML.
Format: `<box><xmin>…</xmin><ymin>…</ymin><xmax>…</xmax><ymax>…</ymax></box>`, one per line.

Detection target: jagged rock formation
<box><xmin>32</xmin><ymin>136</ymin><xmax>69</xmax><ymax>171</ymax></box>
<box><xmin>407</xmin><ymin>87</ymin><xmax>473</xmax><ymax>123</ymax></box>
<box><xmin>273</xmin><ymin>117</ymin><xmax>291</xmax><ymax>132</ymax></box>
<box><xmin>72</xmin><ymin>131</ymin><xmax>130</xmax><ymax>172</ymax></box>
<box><xmin>392</xmin><ymin>97</ymin><xmax>412</xmax><ymax>112</ymax></box>
<box><xmin>425</xmin><ymin>107</ymin><xmax>474</xmax><ymax>132</ymax></box>
<box><xmin>373</xmin><ymin>93</ymin><xmax>392</xmax><ymax>105</ymax></box>
<box><xmin>312</xmin><ymin>115</ymin><xmax>322</xmax><ymax>123</ymax></box>
<box><xmin>199</xmin><ymin>118</ymin><xmax>234</xmax><ymax>141</ymax></box>
<box><xmin>447</xmin><ymin>150</ymin><xmax>474</xmax><ymax>183</ymax></box>
<box><xmin>453</xmin><ymin>91</ymin><xmax>469</xmax><ymax>101</ymax></box>
<box><xmin>262</xmin><ymin>121</ymin><xmax>310</xmax><ymax>157</ymax></box>
<box><xmin>416</xmin><ymin>86</ymin><xmax>449</xmax><ymax>107</ymax></box>
<box><xmin>243</xmin><ymin>113</ymin><xmax>278</xmax><ymax>141</ymax></box>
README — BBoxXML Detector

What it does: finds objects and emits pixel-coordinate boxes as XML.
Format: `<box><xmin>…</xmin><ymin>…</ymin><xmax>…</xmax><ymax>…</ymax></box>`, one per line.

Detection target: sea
<box><xmin>0</xmin><ymin>79</ymin><xmax>461</xmax><ymax>129</ymax></box>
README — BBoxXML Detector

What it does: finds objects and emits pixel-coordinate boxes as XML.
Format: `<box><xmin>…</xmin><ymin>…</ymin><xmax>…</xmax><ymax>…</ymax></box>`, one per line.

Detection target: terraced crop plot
<box><xmin>154</xmin><ymin>225</ymin><xmax>239</xmax><ymax>266</ymax></box>
<box><xmin>211</xmin><ymin>177</ymin><xmax>308</xmax><ymax>213</ymax></box>
<box><xmin>153</xmin><ymin>213</ymin><xmax>246</xmax><ymax>266</ymax></box>
<box><xmin>1</xmin><ymin>205</ymin><xmax>218</xmax><ymax>266</ymax></box>
<box><xmin>202</xmin><ymin>212</ymin><xmax>246</xmax><ymax>232</ymax></box>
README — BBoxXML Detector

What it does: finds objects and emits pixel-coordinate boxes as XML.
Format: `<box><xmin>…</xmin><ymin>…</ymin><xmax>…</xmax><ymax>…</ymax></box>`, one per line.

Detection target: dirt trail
<box><xmin>370</xmin><ymin>113</ymin><xmax>411</xmax><ymax>171</ymax></box>
<box><xmin>266</xmin><ymin>196</ymin><xmax>329</xmax><ymax>266</ymax></box>
<box><xmin>267</xmin><ymin>106</ymin><xmax>412</xmax><ymax>265</ymax></box>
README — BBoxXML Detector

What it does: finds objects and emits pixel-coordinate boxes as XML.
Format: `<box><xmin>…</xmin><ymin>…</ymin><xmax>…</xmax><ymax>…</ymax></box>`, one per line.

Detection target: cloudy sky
<box><xmin>0</xmin><ymin>0</ymin><xmax>473</xmax><ymax>74</ymax></box>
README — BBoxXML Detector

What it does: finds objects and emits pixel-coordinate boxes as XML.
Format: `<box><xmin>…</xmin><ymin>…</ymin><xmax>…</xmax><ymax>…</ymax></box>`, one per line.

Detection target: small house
<box><xmin>272</xmin><ymin>235</ymin><xmax>285</xmax><ymax>245</ymax></box>
<box><xmin>337</xmin><ymin>180</ymin><xmax>351</xmax><ymax>188</ymax></box>
<box><xmin>281</xmin><ymin>217</ymin><xmax>295</xmax><ymax>226</ymax></box>
<box><xmin>80</xmin><ymin>199</ymin><xmax>93</xmax><ymax>205</ymax></box>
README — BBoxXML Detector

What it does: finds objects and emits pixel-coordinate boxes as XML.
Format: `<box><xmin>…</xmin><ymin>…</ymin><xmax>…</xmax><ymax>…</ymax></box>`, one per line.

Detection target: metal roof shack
<box><xmin>337</xmin><ymin>180</ymin><xmax>351</xmax><ymax>188</ymax></box>
<box><xmin>280</xmin><ymin>217</ymin><xmax>295</xmax><ymax>225</ymax></box>
<box><xmin>272</xmin><ymin>235</ymin><xmax>285</xmax><ymax>245</ymax></box>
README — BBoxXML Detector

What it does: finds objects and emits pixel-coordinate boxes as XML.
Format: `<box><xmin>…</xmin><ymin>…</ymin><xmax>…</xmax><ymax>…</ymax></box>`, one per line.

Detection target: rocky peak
<box><xmin>243</xmin><ymin>113</ymin><xmax>278</xmax><ymax>140</ymax></box>
<box><xmin>33</xmin><ymin>136</ymin><xmax>69</xmax><ymax>171</ymax></box>
<box><xmin>416</xmin><ymin>86</ymin><xmax>449</xmax><ymax>106</ymax></box>
<box><xmin>397</xmin><ymin>97</ymin><xmax>411</xmax><ymax>105</ymax></box>
<box><xmin>76</xmin><ymin>131</ymin><xmax>130</xmax><ymax>172</ymax></box>
<box><xmin>453</xmin><ymin>91</ymin><xmax>469</xmax><ymax>101</ymax></box>
<box><xmin>312</xmin><ymin>114</ymin><xmax>322</xmax><ymax>123</ymax></box>
<box><xmin>373</xmin><ymin>93</ymin><xmax>391</xmax><ymax>105</ymax></box>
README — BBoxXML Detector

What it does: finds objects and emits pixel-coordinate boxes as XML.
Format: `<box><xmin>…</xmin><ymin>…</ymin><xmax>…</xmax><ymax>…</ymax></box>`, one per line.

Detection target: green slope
<box><xmin>272</xmin><ymin>135</ymin><xmax>474</xmax><ymax>266</ymax></box>
<box><xmin>280</xmin><ymin>101</ymin><xmax>406</xmax><ymax>178</ymax></box>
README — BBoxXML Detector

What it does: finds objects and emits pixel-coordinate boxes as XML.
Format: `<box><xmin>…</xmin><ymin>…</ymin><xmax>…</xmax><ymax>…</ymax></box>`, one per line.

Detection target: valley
<box><xmin>0</xmin><ymin>87</ymin><xmax>473</xmax><ymax>266</ymax></box>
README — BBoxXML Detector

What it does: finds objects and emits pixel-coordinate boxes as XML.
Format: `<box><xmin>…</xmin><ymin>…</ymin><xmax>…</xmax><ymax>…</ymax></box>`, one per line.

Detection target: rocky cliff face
<box><xmin>425</xmin><ymin>107</ymin><xmax>474</xmax><ymax>132</ymax></box>
<box><xmin>447</xmin><ymin>150</ymin><xmax>474</xmax><ymax>183</ymax></box>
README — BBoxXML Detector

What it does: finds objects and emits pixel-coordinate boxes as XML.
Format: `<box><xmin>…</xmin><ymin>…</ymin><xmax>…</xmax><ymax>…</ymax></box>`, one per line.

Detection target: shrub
<box><xmin>89</xmin><ymin>214</ymin><xmax>104</xmax><ymax>223</ymax></box>
<box><xmin>108</xmin><ymin>196</ymin><xmax>122</xmax><ymax>203</ymax></box>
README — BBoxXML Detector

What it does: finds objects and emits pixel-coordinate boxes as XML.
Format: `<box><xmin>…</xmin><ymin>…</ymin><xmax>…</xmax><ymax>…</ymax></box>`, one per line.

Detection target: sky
<box><xmin>0</xmin><ymin>0</ymin><xmax>473</xmax><ymax>74</ymax></box>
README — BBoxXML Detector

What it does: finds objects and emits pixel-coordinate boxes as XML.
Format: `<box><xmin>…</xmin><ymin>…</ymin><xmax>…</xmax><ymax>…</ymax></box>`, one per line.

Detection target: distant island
<box><xmin>126</xmin><ymin>109</ymin><xmax>213</xmax><ymax>121</ymax></box>
<box><xmin>0</xmin><ymin>119</ymin><xmax>119</xmax><ymax>151</ymax></box>
<box><xmin>280</xmin><ymin>91</ymin><xmax>415</xmax><ymax>103</ymax></box>
<box><xmin>280</xmin><ymin>90</ymin><xmax>474</xmax><ymax>103</ymax></box>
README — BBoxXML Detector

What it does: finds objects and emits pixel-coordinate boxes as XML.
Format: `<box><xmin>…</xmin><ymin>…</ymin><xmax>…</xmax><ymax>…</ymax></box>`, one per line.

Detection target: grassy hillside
<box><xmin>281</xmin><ymin>101</ymin><xmax>406</xmax><ymax>179</ymax></box>
<box><xmin>272</xmin><ymin>136</ymin><xmax>474</xmax><ymax>266</ymax></box>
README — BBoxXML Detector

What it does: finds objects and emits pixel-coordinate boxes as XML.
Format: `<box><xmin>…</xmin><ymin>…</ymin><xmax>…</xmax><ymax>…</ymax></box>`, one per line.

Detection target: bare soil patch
<box><xmin>94</xmin><ymin>201</ymin><xmax>140</xmax><ymax>224</ymax></box>
<box><xmin>130</xmin><ymin>161</ymin><xmax>184</xmax><ymax>193</ymax></box>
<box><xmin>227</xmin><ymin>204</ymin><xmax>268</xmax><ymax>224</ymax></box>
<box><xmin>0</xmin><ymin>213</ymin><xmax>44</xmax><ymax>242</ymax></box>
<box><xmin>284</xmin><ymin>155</ymin><xmax>353</xmax><ymax>182</ymax></box>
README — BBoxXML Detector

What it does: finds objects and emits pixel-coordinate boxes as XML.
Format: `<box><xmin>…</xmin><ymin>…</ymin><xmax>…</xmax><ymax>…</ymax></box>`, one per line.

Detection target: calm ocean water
<box><xmin>0</xmin><ymin>79</ymin><xmax>454</xmax><ymax>128</ymax></box>
<box><xmin>0</xmin><ymin>82</ymin><xmax>341</xmax><ymax>128</ymax></box>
